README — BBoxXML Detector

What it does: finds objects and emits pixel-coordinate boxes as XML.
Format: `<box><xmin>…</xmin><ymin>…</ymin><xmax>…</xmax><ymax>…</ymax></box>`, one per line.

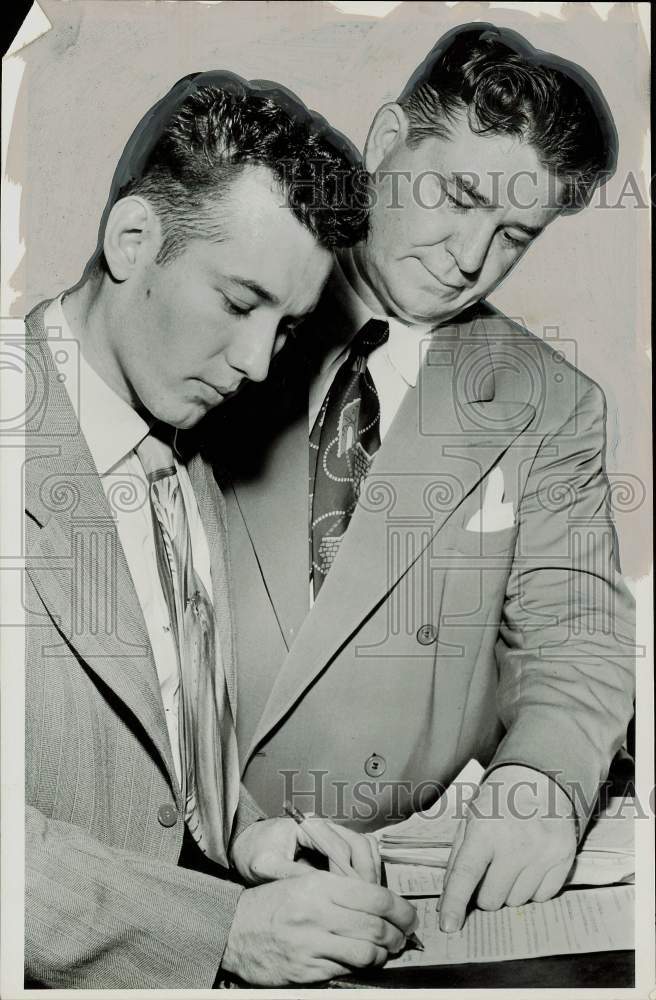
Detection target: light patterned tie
<box><xmin>136</xmin><ymin>428</ymin><xmax>239</xmax><ymax>867</ymax></box>
<box><xmin>310</xmin><ymin>318</ymin><xmax>389</xmax><ymax>596</ymax></box>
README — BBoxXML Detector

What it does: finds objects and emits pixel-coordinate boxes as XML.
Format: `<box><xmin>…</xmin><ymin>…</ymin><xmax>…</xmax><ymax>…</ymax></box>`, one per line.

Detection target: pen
<box><xmin>283</xmin><ymin>801</ymin><xmax>425</xmax><ymax>952</ymax></box>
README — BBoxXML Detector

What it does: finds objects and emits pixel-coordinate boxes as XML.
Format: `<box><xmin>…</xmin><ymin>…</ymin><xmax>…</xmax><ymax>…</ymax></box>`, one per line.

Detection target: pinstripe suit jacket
<box><xmin>24</xmin><ymin>300</ymin><xmax>263</xmax><ymax>989</ymax></box>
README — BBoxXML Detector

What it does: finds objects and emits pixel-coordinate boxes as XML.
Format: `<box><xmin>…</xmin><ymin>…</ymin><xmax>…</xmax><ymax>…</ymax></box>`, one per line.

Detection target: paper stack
<box><xmin>567</xmin><ymin>798</ymin><xmax>635</xmax><ymax>886</ymax></box>
<box><xmin>376</xmin><ymin>758</ymin><xmax>482</xmax><ymax>872</ymax></box>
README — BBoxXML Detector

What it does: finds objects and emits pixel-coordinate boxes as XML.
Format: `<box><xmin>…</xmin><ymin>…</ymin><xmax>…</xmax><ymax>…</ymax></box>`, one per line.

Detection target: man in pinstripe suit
<box><xmin>24</xmin><ymin>75</ymin><xmax>416</xmax><ymax>988</ymax></box>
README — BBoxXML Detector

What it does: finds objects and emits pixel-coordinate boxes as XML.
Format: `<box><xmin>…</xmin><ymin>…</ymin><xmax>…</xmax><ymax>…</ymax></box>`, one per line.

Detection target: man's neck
<box><xmin>62</xmin><ymin>279</ymin><xmax>140</xmax><ymax>411</ymax></box>
<box><xmin>337</xmin><ymin>246</ymin><xmax>388</xmax><ymax>317</ymax></box>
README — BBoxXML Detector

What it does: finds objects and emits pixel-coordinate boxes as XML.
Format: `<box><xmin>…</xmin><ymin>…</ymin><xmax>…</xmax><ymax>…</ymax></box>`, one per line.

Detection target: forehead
<box><xmin>404</xmin><ymin>114</ymin><xmax>563</xmax><ymax>218</ymax></box>
<box><xmin>192</xmin><ymin>166</ymin><xmax>331</xmax><ymax>309</ymax></box>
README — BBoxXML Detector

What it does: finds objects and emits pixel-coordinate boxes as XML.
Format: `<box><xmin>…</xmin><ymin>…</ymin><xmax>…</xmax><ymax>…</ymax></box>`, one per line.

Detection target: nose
<box><xmin>445</xmin><ymin>218</ymin><xmax>494</xmax><ymax>280</ymax></box>
<box><xmin>229</xmin><ymin>323</ymin><xmax>278</xmax><ymax>384</ymax></box>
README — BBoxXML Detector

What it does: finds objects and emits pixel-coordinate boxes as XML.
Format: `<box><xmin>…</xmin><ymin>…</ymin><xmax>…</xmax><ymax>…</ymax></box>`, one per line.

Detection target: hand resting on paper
<box><xmin>439</xmin><ymin>764</ymin><xmax>577</xmax><ymax>932</ymax></box>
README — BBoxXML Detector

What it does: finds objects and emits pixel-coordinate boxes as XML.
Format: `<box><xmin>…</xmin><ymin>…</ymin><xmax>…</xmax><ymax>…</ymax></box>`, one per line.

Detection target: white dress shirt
<box><xmin>44</xmin><ymin>296</ymin><xmax>217</xmax><ymax>786</ymax></box>
<box><xmin>309</xmin><ymin>255</ymin><xmax>435</xmax><ymax>439</ymax></box>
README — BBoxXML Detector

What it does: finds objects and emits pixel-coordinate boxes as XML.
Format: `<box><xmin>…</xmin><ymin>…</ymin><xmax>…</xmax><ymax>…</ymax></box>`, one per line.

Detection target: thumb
<box><xmin>250</xmin><ymin>850</ymin><xmax>315</xmax><ymax>882</ymax></box>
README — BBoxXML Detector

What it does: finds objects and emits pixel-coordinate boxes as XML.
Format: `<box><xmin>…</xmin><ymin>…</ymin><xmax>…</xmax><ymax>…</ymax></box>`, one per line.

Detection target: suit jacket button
<box><xmin>416</xmin><ymin>623</ymin><xmax>438</xmax><ymax>645</ymax></box>
<box><xmin>364</xmin><ymin>753</ymin><xmax>386</xmax><ymax>777</ymax></box>
<box><xmin>157</xmin><ymin>803</ymin><xmax>178</xmax><ymax>827</ymax></box>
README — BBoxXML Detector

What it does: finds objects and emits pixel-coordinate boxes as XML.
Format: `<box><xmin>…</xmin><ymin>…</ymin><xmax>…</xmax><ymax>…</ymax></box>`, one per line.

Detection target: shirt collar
<box><xmin>44</xmin><ymin>296</ymin><xmax>152</xmax><ymax>475</ymax></box>
<box><xmin>332</xmin><ymin>253</ymin><xmax>434</xmax><ymax>388</ymax></box>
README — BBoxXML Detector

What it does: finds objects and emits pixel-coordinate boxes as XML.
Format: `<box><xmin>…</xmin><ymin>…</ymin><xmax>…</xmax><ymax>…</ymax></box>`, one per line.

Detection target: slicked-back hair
<box><xmin>92</xmin><ymin>72</ymin><xmax>368</xmax><ymax>271</ymax></box>
<box><xmin>398</xmin><ymin>24</ymin><xmax>617</xmax><ymax>212</ymax></box>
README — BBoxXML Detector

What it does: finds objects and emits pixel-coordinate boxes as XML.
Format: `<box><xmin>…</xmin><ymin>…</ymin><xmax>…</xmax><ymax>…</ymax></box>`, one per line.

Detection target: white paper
<box><xmin>375</xmin><ymin>758</ymin><xmax>483</xmax><ymax>855</ymax></box>
<box><xmin>387</xmin><ymin>886</ymin><xmax>634</xmax><ymax>967</ymax></box>
<box><xmin>385</xmin><ymin>864</ymin><xmax>446</xmax><ymax>897</ymax></box>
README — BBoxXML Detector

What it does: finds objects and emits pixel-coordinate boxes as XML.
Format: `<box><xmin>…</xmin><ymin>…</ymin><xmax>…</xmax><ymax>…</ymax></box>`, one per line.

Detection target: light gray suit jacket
<box><xmin>222</xmin><ymin>291</ymin><xmax>635</xmax><ymax>836</ymax></box>
<box><xmin>24</xmin><ymin>301</ymin><xmax>263</xmax><ymax>988</ymax></box>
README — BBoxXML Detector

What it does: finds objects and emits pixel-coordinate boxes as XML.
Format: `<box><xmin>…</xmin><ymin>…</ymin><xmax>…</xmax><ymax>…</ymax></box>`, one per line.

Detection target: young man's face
<box><xmin>359</xmin><ymin>110</ymin><xmax>563</xmax><ymax>325</ymax></box>
<box><xmin>110</xmin><ymin>166</ymin><xmax>332</xmax><ymax>428</ymax></box>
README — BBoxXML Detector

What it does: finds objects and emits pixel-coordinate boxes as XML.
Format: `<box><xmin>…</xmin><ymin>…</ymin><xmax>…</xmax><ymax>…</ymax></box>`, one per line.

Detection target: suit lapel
<box><xmin>187</xmin><ymin>452</ymin><xmax>239</xmax><ymax>718</ymax></box>
<box><xmin>244</xmin><ymin>307</ymin><xmax>537</xmax><ymax>762</ymax></box>
<box><xmin>229</xmin><ymin>405</ymin><xmax>309</xmax><ymax>649</ymax></box>
<box><xmin>24</xmin><ymin>306</ymin><xmax>178</xmax><ymax>791</ymax></box>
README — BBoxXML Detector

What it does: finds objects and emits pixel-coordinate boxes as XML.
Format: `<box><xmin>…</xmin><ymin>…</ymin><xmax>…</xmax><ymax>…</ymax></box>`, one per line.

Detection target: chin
<box><xmin>389</xmin><ymin>291</ymin><xmax>441</xmax><ymax>324</ymax></box>
<box><xmin>146</xmin><ymin>397</ymin><xmax>209</xmax><ymax>431</ymax></box>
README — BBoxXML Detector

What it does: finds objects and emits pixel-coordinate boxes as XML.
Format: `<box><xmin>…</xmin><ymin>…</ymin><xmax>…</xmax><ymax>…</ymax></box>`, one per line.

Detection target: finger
<box><xmin>475</xmin><ymin>859</ymin><xmax>523</xmax><ymax>912</ymax></box>
<box><xmin>532</xmin><ymin>860</ymin><xmax>572</xmax><ymax>903</ymax></box>
<box><xmin>297</xmin><ymin>820</ymin><xmax>360</xmax><ymax>878</ymax></box>
<box><xmin>319</xmin><ymin>934</ymin><xmax>388</xmax><ymax>971</ymax></box>
<box><xmin>505</xmin><ymin>867</ymin><xmax>543</xmax><ymax>908</ymax></box>
<box><xmin>330</xmin><ymin>878</ymin><xmax>418</xmax><ymax>933</ymax></box>
<box><xmin>325</xmin><ymin>824</ymin><xmax>379</xmax><ymax>884</ymax></box>
<box><xmin>302</xmin><ymin>959</ymin><xmax>352</xmax><ymax>984</ymax></box>
<box><xmin>365</xmin><ymin>833</ymin><xmax>383</xmax><ymax>885</ymax></box>
<box><xmin>439</xmin><ymin>831</ymin><xmax>491</xmax><ymax>932</ymax></box>
<box><xmin>442</xmin><ymin>816</ymin><xmax>466</xmax><ymax>891</ymax></box>
<box><xmin>324</xmin><ymin>905</ymin><xmax>407</xmax><ymax>955</ymax></box>
<box><xmin>249</xmin><ymin>850</ymin><xmax>314</xmax><ymax>882</ymax></box>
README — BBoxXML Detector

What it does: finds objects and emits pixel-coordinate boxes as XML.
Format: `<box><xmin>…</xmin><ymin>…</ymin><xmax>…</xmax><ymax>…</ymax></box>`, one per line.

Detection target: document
<box><xmin>386</xmin><ymin>885</ymin><xmax>634</xmax><ymax>967</ymax></box>
<box><xmin>385</xmin><ymin>864</ymin><xmax>446</xmax><ymax>897</ymax></box>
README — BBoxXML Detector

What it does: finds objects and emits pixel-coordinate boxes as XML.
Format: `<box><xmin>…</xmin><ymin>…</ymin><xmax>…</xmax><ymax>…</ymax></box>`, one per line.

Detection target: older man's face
<box><xmin>359</xmin><ymin>111</ymin><xmax>563</xmax><ymax>325</ymax></box>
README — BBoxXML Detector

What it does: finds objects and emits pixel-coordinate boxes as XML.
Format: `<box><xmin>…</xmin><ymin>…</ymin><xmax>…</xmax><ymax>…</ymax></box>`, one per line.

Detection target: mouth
<box><xmin>197</xmin><ymin>378</ymin><xmax>242</xmax><ymax>401</ymax></box>
<box><xmin>418</xmin><ymin>262</ymin><xmax>466</xmax><ymax>292</ymax></box>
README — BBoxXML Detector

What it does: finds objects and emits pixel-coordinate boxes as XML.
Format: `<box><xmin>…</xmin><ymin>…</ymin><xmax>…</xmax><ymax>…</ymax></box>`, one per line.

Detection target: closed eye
<box><xmin>220</xmin><ymin>292</ymin><xmax>253</xmax><ymax>317</ymax></box>
<box><xmin>500</xmin><ymin>230</ymin><xmax>530</xmax><ymax>249</ymax></box>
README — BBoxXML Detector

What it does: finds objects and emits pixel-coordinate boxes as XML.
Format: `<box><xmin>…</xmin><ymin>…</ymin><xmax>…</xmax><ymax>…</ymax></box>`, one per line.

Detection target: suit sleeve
<box><xmin>488</xmin><ymin>381</ymin><xmax>635</xmax><ymax>837</ymax></box>
<box><xmin>26</xmin><ymin>804</ymin><xmax>246</xmax><ymax>989</ymax></box>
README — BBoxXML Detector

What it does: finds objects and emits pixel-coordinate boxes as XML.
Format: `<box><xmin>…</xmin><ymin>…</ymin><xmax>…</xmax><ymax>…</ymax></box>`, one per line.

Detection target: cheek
<box><xmin>483</xmin><ymin>245</ymin><xmax>518</xmax><ymax>285</ymax></box>
<box><xmin>411</xmin><ymin>203</ymin><xmax>452</xmax><ymax>247</ymax></box>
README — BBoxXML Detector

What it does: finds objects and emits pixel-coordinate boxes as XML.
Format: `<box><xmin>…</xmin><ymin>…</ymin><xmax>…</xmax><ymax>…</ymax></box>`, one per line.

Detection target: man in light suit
<box><xmin>221</xmin><ymin>25</ymin><xmax>636</xmax><ymax>935</ymax></box>
<box><xmin>24</xmin><ymin>73</ymin><xmax>418</xmax><ymax>988</ymax></box>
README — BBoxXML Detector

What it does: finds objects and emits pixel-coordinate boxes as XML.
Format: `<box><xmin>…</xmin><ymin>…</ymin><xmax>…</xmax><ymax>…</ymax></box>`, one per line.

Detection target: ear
<box><xmin>103</xmin><ymin>196</ymin><xmax>161</xmax><ymax>281</ymax></box>
<box><xmin>363</xmin><ymin>103</ymin><xmax>409</xmax><ymax>174</ymax></box>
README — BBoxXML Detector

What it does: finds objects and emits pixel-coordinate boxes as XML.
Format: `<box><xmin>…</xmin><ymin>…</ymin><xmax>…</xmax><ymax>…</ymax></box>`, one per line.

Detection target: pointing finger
<box><xmin>439</xmin><ymin>831</ymin><xmax>491</xmax><ymax>932</ymax></box>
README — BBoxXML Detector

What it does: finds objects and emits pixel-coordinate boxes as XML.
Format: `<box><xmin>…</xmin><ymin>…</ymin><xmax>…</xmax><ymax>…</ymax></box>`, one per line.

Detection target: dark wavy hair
<box><xmin>90</xmin><ymin>71</ymin><xmax>368</xmax><ymax>271</ymax></box>
<box><xmin>399</xmin><ymin>24</ymin><xmax>617</xmax><ymax>212</ymax></box>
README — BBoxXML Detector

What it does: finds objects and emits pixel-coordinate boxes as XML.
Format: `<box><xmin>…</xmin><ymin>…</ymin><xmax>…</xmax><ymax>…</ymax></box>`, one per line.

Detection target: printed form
<box><xmin>386</xmin><ymin>885</ymin><xmax>634</xmax><ymax>968</ymax></box>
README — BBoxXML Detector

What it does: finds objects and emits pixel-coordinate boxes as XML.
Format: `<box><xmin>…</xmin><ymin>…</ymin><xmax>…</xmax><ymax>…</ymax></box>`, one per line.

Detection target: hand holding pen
<box><xmin>284</xmin><ymin>802</ymin><xmax>424</xmax><ymax>953</ymax></box>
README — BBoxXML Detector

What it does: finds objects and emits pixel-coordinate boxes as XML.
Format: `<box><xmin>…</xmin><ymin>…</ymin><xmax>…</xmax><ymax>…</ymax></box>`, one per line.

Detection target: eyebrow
<box><xmin>226</xmin><ymin>274</ymin><xmax>322</xmax><ymax>321</ymax></box>
<box><xmin>450</xmin><ymin>173</ymin><xmax>544</xmax><ymax>239</ymax></box>
<box><xmin>451</xmin><ymin>173</ymin><xmax>497</xmax><ymax>209</ymax></box>
<box><xmin>226</xmin><ymin>275</ymin><xmax>279</xmax><ymax>304</ymax></box>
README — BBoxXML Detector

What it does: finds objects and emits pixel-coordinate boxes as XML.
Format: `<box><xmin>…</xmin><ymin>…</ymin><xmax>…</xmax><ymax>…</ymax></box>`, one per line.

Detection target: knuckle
<box><xmin>354</xmin><ymin>942</ymin><xmax>379</xmax><ymax>967</ymax></box>
<box><xmin>453</xmin><ymin>859</ymin><xmax>482</xmax><ymax>878</ymax></box>
<box><xmin>390</xmin><ymin>930</ymin><xmax>407</xmax><ymax>955</ymax></box>
<box><xmin>370</xmin><ymin>915</ymin><xmax>388</xmax><ymax>943</ymax></box>
<box><xmin>372</xmin><ymin>945</ymin><xmax>388</xmax><ymax>967</ymax></box>
<box><xmin>371</xmin><ymin>884</ymin><xmax>395</xmax><ymax>914</ymax></box>
<box><xmin>476</xmin><ymin>888</ymin><xmax>504</xmax><ymax>911</ymax></box>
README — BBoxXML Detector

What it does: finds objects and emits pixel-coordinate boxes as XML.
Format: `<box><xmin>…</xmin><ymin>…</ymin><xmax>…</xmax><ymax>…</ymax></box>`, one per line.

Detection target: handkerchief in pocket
<box><xmin>465</xmin><ymin>466</ymin><xmax>515</xmax><ymax>532</ymax></box>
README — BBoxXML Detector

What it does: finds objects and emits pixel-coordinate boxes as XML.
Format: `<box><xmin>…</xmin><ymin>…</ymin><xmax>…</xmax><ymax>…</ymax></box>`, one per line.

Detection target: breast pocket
<box><xmin>441</xmin><ymin>522</ymin><xmax>518</xmax><ymax>558</ymax></box>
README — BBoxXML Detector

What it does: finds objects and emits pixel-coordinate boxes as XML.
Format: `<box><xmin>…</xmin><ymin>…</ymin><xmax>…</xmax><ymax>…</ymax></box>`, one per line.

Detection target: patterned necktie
<box><xmin>310</xmin><ymin>318</ymin><xmax>389</xmax><ymax>596</ymax></box>
<box><xmin>136</xmin><ymin>428</ymin><xmax>239</xmax><ymax>867</ymax></box>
